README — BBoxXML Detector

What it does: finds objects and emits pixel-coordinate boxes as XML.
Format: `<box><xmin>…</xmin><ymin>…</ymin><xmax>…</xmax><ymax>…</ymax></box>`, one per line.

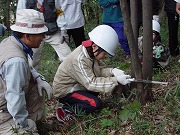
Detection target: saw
<box><xmin>128</xmin><ymin>78</ymin><xmax>168</xmax><ymax>85</ymax></box>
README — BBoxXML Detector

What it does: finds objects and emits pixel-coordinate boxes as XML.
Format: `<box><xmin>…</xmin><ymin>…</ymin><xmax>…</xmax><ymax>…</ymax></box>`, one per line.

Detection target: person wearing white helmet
<box><xmin>53</xmin><ymin>25</ymin><xmax>131</xmax><ymax>124</ymax></box>
<box><xmin>0</xmin><ymin>9</ymin><xmax>53</xmax><ymax>134</ymax></box>
<box><xmin>138</xmin><ymin>20</ymin><xmax>170</xmax><ymax>69</ymax></box>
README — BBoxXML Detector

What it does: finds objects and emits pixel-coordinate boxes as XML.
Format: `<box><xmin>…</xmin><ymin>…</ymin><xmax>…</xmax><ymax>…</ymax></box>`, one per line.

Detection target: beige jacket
<box><xmin>0</xmin><ymin>36</ymin><xmax>44</xmax><ymax>126</ymax></box>
<box><xmin>53</xmin><ymin>45</ymin><xmax>118</xmax><ymax>98</ymax></box>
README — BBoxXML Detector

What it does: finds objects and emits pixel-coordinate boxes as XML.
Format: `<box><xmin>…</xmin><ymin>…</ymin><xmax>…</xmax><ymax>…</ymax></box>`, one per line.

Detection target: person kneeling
<box><xmin>53</xmin><ymin>25</ymin><xmax>131</xmax><ymax>124</ymax></box>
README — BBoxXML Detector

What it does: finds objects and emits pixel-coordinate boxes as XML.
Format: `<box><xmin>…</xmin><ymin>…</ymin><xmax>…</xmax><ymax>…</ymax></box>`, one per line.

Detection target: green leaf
<box><xmin>100</xmin><ymin>119</ymin><xmax>113</xmax><ymax>128</ymax></box>
<box><xmin>130</xmin><ymin>100</ymin><xmax>141</xmax><ymax>110</ymax></box>
<box><xmin>120</xmin><ymin>109</ymin><xmax>129</xmax><ymax>121</ymax></box>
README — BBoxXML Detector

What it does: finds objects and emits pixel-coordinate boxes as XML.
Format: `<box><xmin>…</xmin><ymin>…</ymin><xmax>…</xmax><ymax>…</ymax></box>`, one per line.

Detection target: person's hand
<box><xmin>36</xmin><ymin>76</ymin><xmax>53</xmax><ymax>100</ymax></box>
<box><xmin>116</xmin><ymin>75</ymin><xmax>131</xmax><ymax>85</ymax></box>
<box><xmin>24</xmin><ymin>119</ymin><xmax>37</xmax><ymax>132</ymax></box>
<box><xmin>60</xmin><ymin>30</ymin><xmax>69</xmax><ymax>44</ymax></box>
<box><xmin>112</xmin><ymin>68</ymin><xmax>125</xmax><ymax>77</ymax></box>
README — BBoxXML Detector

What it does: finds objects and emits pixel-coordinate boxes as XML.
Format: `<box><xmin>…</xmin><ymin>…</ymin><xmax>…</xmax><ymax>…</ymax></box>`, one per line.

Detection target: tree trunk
<box><xmin>120</xmin><ymin>0</ymin><xmax>143</xmax><ymax>95</ymax></box>
<box><xmin>129</xmin><ymin>0</ymin><xmax>139</xmax><ymax>82</ymax></box>
<box><xmin>6</xmin><ymin>0</ymin><xmax>10</xmax><ymax>35</ymax></box>
<box><xmin>141</xmin><ymin>0</ymin><xmax>153</xmax><ymax>104</ymax></box>
<box><xmin>130</xmin><ymin>0</ymin><xmax>139</xmax><ymax>44</ymax></box>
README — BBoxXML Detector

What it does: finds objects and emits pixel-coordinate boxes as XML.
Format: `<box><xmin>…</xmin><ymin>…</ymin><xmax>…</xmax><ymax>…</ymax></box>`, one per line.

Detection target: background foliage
<box><xmin>0</xmin><ymin>0</ymin><xmax>179</xmax><ymax>134</ymax></box>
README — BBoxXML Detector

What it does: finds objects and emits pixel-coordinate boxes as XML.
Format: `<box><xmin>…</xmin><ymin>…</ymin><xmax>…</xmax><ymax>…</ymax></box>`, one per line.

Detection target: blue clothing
<box><xmin>0</xmin><ymin>24</ymin><xmax>5</xmax><ymax>36</ymax></box>
<box><xmin>0</xmin><ymin>57</ymin><xmax>30</xmax><ymax>127</ymax></box>
<box><xmin>0</xmin><ymin>36</ymin><xmax>40</xmax><ymax>127</ymax></box>
<box><xmin>104</xmin><ymin>22</ymin><xmax>130</xmax><ymax>55</ymax></box>
<box><xmin>13</xmin><ymin>34</ymin><xmax>34</xmax><ymax>59</ymax></box>
<box><xmin>98</xmin><ymin>0</ymin><xmax>123</xmax><ymax>23</ymax></box>
<box><xmin>99</xmin><ymin>0</ymin><xmax>130</xmax><ymax>55</ymax></box>
<box><xmin>59</xmin><ymin>90</ymin><xmax>102</xmax><ymax>113</ymax></box>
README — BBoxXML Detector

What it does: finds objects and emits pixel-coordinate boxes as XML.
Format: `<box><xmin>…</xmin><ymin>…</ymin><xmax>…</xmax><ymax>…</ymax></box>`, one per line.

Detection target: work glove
<box><xmin>116</xmin><ymin>74</ymin><xmax>131</xmax><ymax>85</ymax></box>
<box><xmin>60</xmin><ymin>30</ymin><xmax>69</xmax><ymax>44</ymax></box>
<box><xmin>112</xmin><ymin>68</ymin><xmax>125</xmax><ymax>77</ymax></box>
<box><xmin>25</xmin><ymin>119</ymin><xmax>37</xmax><ymax>132</ymax></box>
<box><xmin>36</xmin><ymin>75</ymin><xmax>53</xmax><ymax>100</ymax></box>
<box><xmin>17</xmin><ymin>119</ymin><xmax>37</xmax><ymax>133</ymax></box>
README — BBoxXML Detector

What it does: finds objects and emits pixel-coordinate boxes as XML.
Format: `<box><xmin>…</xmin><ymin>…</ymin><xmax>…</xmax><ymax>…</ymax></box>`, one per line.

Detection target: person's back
<box><xmin>59</xmin><ymin>0</ymin><xmax>86</xmax><ymax>47</ymax></box>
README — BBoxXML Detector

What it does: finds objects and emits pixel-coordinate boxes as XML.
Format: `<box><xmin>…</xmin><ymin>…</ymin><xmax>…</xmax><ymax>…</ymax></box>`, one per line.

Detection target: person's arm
<box><xmin>176</xmin><ymin>2</ymin><xmax>180</xmax><ymax>15</ymax></box>
<box><xmin>73</xmin><ymin>57</ymin><xmax>118</xmax><ymax>93</ymax></box>
<box><xmin>17</xmin><ymin>0</ymin><xmax>27</xmax><ymax>10</ymax></box>
<box><xmin>3</xmin><ymin>57</ymin><xmax>29</xmax><ymax>127</ymax></box>
<box><xmin>98</xmin><ymin>0</ymin><xmax>120</xmax><ymax>7</ymax></box>
<box><xmin>98</xmin><ymin>60</ymin><xmax>114</xmax><ymax>77</ymax></box>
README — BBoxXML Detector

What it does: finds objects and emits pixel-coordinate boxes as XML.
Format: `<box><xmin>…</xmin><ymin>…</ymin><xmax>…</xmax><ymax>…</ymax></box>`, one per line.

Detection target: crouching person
<box><xmin>0</xmin><ymin>9</ymin><xmax>53</xmax><ymax>134</ymax></box>
<box><xmin>53</xmin><ymin>25</ymin><xmax>131</xmax><ymax>124</ymax></box>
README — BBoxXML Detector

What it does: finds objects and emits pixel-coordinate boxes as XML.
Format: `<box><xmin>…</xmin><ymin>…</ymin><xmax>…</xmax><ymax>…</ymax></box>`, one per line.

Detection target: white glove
<box><xmin>116</xmin><ymin>75</ymin><xmax>131</xmax><ymax>85</ymax></box>
<box><xmin>36</xmin><ymin>76</ymin><xmax>53</xmax><ymax>100</ymax></box>
<box><xmin>112</xmin><ymin>68</ymin><xmax>125</xmax><ymax>77</ymax></box>
<box><xmin>60</xmin><ymin>30</ymin><xmax>69</xmax><ymax>44</ymax></box>
<box><xmin>24</xmin><ymin>119</ymin><xmax>37</xmax><ymax>132</ymax></box>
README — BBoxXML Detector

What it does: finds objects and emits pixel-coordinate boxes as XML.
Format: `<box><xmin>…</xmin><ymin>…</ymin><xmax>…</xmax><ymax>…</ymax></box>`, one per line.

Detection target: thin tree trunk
<box><xmin>6</xmin><ymin>0</ymin><xmax>10</xmax><ymax>35</ymax></box>
<box><xmin>120</xmin><ymin>0</ymin><xmax>143</xmax><ymax>95</ymax></box>
<box><xmin>141</xmin><ymin>0</ymin><xmax>153</xmax><ymax>104</ymax></box>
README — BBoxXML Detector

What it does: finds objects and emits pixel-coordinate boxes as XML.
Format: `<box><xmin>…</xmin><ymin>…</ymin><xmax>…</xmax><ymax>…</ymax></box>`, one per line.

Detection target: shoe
<box><xmin>56</xmin><ymin>107</ymin><xmax>74</xmax><ymax>125</ymax></box>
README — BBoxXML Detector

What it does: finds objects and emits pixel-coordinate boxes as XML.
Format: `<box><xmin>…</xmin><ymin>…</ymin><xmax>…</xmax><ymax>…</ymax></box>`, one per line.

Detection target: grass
<box><xmin>37</xmin><ymin>38</ymin><xmax>179</xmax><ymax>135</ymax></box>
<box><xmin>1</xmin><ymin>19</ymin><xmax>179</xmax><ymax>134</ymax></box>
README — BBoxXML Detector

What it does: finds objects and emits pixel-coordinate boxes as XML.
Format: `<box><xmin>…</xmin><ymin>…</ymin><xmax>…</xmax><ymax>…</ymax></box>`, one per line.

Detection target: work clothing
<box><xmin>0</xmin><ymin>36</ymin><xmax>44</xmax><ymax>134</ymax></box>
<box><xmin>164</xmin><ymin>0</ymin><xmax>179</xmax><ymax>56</ymax></box>
<box><xmin>98</xmin><ymin>0</ymin><xmax>130</xmax><ymax>55</ymax></box>
<box><xmin>17</xmin><ymin>0</ymin><xmax>72</xmax><ymax>69</ymax></box>
<box><xmin>53</xmin><ymin>45</ymin><xmax>118</xmax><ymax>99</ymax></box>
<box><xmin>59</xmin><ymin>0</ymin><xmax>86</xmax><ymax>47</ymax></box>
<box><xmin>53</xmin><ymin>45</ymin><xmax>119</xmax><ymax>113</ymax></box>
<box><xmin>59</xmin><ymin>90</ymin><xmax>102</xmax><ymax>113</ymax></box>
<box><xmin>138</xmin><ymin>36</ymin><xmax>170</xmax><ymax>68</ymax></box>
<box><xmin>0</xmin><ymin>23</ymin><xmax>6</xmax><ymax>37</ymax></box>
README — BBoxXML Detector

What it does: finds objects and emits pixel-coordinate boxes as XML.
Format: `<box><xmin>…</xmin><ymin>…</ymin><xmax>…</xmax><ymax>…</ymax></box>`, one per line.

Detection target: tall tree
<box><xmin>141</xmin><ymin>0</ymin><xmax>153</xmax><ymax>103</ymax></box>
<box><xmin>121</xmin><ymin>0</ymin><xmax>153</xmax><ymax>104</ymax></box>
<box><xmin>120</xmin><ymin>0</ymin><xmax>144</xmax><ymax>101</ymax></box>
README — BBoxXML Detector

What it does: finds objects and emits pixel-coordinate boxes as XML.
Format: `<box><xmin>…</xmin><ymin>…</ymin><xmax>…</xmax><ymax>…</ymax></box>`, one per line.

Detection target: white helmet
<box><xmin>88</xmin><ymin>25</ymin><xmax>119</xmax><ymax>56</ymax></box>
<box><xmin>152</xmin><ymin>20</ymin><xmax>160</xmax><ymax>33</ymax></box>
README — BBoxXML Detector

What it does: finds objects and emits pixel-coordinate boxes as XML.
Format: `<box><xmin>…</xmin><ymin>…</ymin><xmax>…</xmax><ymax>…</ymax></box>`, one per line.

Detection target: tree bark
<box><xmin>120</xmin><ymin>0</ymin><xmax>144</xmax><ymax>96</ymax></box>
<box><xmin>141</xmin><ymin>0</ymin><xmax>153</xmax><ymax>104</ymax></box>
<box><xmin>6</xmin><ymin>0</ymin><xmax>10</xmax><ymax>35</ymax></box>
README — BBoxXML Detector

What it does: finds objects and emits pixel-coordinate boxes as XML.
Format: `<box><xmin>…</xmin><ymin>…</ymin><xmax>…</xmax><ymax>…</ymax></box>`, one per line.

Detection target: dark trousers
<box><xmin>166</xmin><ymin>12</ymin><xmax>179</xmax><ymax>56</ymax></box>
<box><xmin>103</xmin><ymin>22</ymin><xmax>130</xmax><ymax>55</ymax></box>
<box><xmin>59</xmin><ymin>90</ymin><xmax>102</xmax><ymax>113</ymax></box>
<box><xmin>67</xmin><ymin>26</ymin><xmax>86</xmax><ymax>48</ymax></box>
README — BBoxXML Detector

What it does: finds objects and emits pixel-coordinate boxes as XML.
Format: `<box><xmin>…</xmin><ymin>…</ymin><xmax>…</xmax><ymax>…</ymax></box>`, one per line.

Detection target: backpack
<box><xmin>26</xmin><ymin>0</ymin><xmax>58</xmax><ymax>35</ymax></box>
<box><xmin>43</xmin><ymin>0</ymin><xmax>58</xmax><ymax>35</ymax></box>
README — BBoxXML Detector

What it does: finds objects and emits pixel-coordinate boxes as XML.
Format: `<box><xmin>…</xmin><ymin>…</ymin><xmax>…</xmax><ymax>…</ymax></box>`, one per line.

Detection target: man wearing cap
<box><xmin>17</xmin><ymin>0</ymin><xmax>72</xmax><ymax>70</ymax></box>
<box><xmin>53</xmin><ymin>25</ymin><xmax>131</xmax><ymax>124</ymax></box>
<box><xmin>0</xmin><ymin>9</ymin><xmax>53</xmax><ymax>134</ymax></box>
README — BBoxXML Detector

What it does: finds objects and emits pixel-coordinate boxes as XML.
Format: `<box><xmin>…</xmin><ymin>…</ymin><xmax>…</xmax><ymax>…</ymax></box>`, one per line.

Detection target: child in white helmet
<box><xmin>53</xmin><ymin>25</ymin><xmax>131</xmax><ymax>125</ymax></box>
<box><xmin>138</xmin><ymin>20</ymin><xmax>170</xmax><ymax>69</ymax></box>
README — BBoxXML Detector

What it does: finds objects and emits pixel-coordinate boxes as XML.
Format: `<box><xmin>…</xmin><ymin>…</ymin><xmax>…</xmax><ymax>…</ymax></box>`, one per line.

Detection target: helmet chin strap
<box><xmin>93</xmin><ymin>47</ymin><xmax>105</xmax><ymax>57</ymax></box>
